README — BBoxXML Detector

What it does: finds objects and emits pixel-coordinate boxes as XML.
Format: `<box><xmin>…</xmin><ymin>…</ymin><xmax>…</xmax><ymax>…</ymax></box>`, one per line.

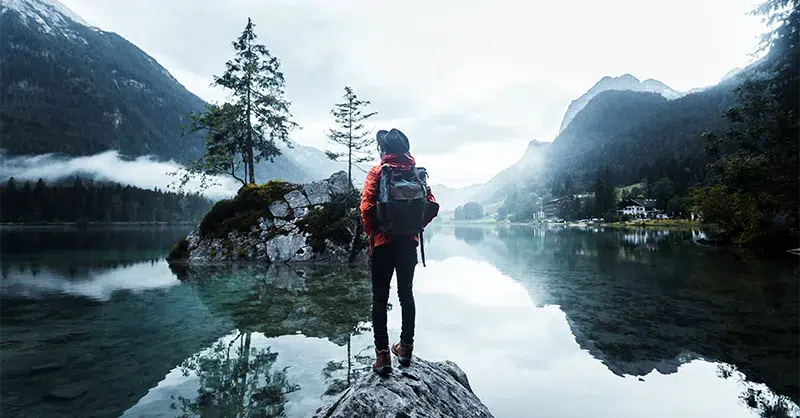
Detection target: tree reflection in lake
<box><xmin>716</xmin><ymin>364</ymin><xmax>799</xmax><ymax>418</ymax></box>
<box><xmin>454</xmin><ymin>226</ymin><xmax>485</xmax><ymax>244</ymax></box>
<box><xmin>169</xmin><ymin>263</ymin><xmax>374</xmax><ymax>403</ymax></box>
<box><xmin>432</xmin><ymin>225</ymin><xmax>799</xmax><ymax>411</ymax></box>
<box><xmin>171</xmin><ymin>331</ymin><xmax>299</xmax><ymax>418</ymax></box>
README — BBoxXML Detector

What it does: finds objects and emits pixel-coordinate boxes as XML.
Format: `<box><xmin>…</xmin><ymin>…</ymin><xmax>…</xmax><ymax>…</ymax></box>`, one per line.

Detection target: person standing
<box><xmin>360</xmin><ymin>128</ymin><xmax>439</xmax><ymax>375</ymax></box>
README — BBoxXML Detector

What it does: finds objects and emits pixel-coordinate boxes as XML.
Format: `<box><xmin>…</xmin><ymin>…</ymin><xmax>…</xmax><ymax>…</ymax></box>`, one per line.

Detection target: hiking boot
<box><xmin>373</xmin><ymin>349</ymin><xmax>392</xmax><ymax>375</ymax></box>
<box><xmin>391</xmin><ymin>342</ymin><xmax>413</xmax><ymax>367</ymax></box>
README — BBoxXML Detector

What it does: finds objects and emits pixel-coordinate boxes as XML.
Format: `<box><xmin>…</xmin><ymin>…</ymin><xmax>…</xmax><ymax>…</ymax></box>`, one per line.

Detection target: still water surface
<box><xmin>1</xmin><ymin>225</ymin><xmax>798</xmax><ymax>417</ymax></box>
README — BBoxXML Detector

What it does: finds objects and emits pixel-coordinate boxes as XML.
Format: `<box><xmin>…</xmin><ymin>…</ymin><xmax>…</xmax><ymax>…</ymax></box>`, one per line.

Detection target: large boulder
<box><xmin>328</xmin><ymin>171</ymin><xmax>350</xmax><ymax>195</ymax></box>
<box><xmin>269</xmin><ymin>201</ymin><xmax>290</xmax><ymax>218</ymax></box>
<box><xmin>311</xmin><ymin>356</ymin><xmax>494</xmax><ymax>418</ymax></box>
<box><xmin>303</xmin><ymin>181</ymin><xmax>332</xmax><ymax>205</ymax></box>
<box><xmin>168</xmin><ymin>171</ymin><xmax>366</xmax><ymax>264</ymax></box>
<box><xmin>284</xmin><ymin>189</ymin><xmax>310</xmax><ymax>209</ymax></box>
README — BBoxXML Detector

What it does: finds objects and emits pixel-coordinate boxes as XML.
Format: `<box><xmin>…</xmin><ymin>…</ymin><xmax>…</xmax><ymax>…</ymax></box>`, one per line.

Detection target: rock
<box><xmin>294</xmin><ymin>207</ymin><xmax>309</xmax><ymax>218</ymax></box>
<box><xmin>312</xmin><ymin>356</ymin><xmax>494</xmax><ymax>418</ymax></box>
<box><xmin>48</xmin><ymin>383</ymin><xmax>87</xmax><ymax>400</ymax></box>
<box><xmin>315</xmin><ymin>239</ymin><xmax>351</xmax><ymax>263</ymax></box>
<box><xmin>269</xmin><ymin>201</ymin><xmax>290</xmax><ymax>218</ymax></box>
<box><xmin>327</xmin><ymin>171</ymin><xmax>350</xmax><ymax>195</ymax></box>
<box><xmin>258</xmin><ymin>217</ymin><xmax>273</xmax><ymax>231</ymax></box>
<box><xmin>279</xmin><ymin>219</ymin><xmax>298</xmax><ymax>233</ymax></box>
<box><xmin>292</xmin><ymin>245</ymin><xmax>314</xmax><ymax>262</ymax></box>
<box><xmin>303</xmin><ymin>181</ymin><xmax>332</xmax><ymax>205</ymax></box>
<box><xmin>267</xmin><ymin>234</ymin><xmax>306</xmax><ymax>263</ymax></box>
<box><xmin>284</xmin><ymin>190</ymin><xmax>311</xmax><ymax>209</ymax></box>
<box><xmin>171</xmin><ymin>172</ymin><xmax>368</xmax><ymax>264</ymax></box>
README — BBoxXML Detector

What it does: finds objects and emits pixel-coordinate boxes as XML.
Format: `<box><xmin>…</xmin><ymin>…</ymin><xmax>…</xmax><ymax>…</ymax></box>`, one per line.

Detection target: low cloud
<box><xmin>0</xmin><ymin>150</ymin><xmax>239</xmax><ymax>200</ymax></box>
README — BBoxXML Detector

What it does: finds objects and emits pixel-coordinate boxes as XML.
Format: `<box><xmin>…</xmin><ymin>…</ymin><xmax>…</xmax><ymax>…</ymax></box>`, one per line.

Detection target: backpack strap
<box><xmin>419</xmin><ymin>230</ymin><xmax>426</xmax><ymax>267</ymax></box>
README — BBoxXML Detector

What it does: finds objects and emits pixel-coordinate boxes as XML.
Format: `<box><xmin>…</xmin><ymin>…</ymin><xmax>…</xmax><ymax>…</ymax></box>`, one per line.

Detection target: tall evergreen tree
<box><xmin>180</xmin><ymin>18</ymin><xmax>298</xmax><ymax>188</ymax></box>
<box><xmin>695</xmin><ymin>0</ymin><xmax>799</xmax><ymax>246</ymax></box>
<box><xmin>325</xmin><ymin>86</ymin><xmax>378</xmax><ymax>188</ymax></box>
<box><xmin>593</xmin><ymin>166</ymin><xmax>615</xmax><ymax>218</ymax></box>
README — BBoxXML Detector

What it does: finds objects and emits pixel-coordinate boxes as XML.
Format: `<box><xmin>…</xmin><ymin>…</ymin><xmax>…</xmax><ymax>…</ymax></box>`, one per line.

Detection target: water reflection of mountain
<box><xmin>1</xmin><ymin>279</ymin><xmax>231</xmax><ymax>418</ymax></box>
<box><xmin>437</xmin><ymin>225</ymin><xmax>799</xmax><ymax>405</ymax></box>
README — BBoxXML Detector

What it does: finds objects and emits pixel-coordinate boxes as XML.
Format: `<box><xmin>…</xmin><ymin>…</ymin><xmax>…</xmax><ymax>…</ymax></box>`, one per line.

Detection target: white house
<box><xmin>617</xmin><ymin>199</ymin><xmax>664</xmax><ymax>219</ymax></box>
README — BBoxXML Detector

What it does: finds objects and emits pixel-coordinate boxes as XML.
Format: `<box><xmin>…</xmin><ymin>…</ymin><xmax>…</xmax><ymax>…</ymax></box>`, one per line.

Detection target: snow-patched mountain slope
<box><xmin>1</xmin><ymin>0</ymin><xmax>211</xmax><ymax>161</ymax></box>
<box><xmin>559</xmin><ymin>74</ymin><xmax>684</xmax><ymax>133</ymax></box>
<box><xmin>1</xmin><ymin>0</ymin><xmax>89</xmax><ymax>31</ymax></box>
<box><xmin>0</xmin><ymin>0</ymin><xmax>360</xmax><ymax>183</ymax></box>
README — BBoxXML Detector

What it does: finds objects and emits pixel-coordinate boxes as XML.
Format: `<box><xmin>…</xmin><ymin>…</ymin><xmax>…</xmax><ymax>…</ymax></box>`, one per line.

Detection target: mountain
<box><xmin>0</xmin><ymin>0</ymin><xmax>209</xmax><ymax>162</ymax></box>
<box><xmin>559</xmin><ymin>74</ymin><xmax>683</xmax><ymax>133</ymax></box>
<box><xmin>0</xmin><ymin>0</ymin><xmax>348</xmax><ymax>185</ymax></box>
<box><xmin>545</xmin><ymin>80</ymin><xmax>739</xmax><ymax>197</ymax></box>
<box><xmin>278</xmin><ymin>140</ymin><xmax>369</xmax><ymax>186</ymax></box>
<box><xmin>430</xmin><ymin>140</ymin><xmax>550</xmax><ymax>210</ymax></box>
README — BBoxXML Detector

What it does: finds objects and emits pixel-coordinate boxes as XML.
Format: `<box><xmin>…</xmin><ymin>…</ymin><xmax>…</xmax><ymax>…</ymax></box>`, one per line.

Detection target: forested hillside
<box><xmin>0</xmin><ymin>177</ymin><xmax>212</xmax><ymax>223</ymax></box>
<box><xmin>547</xmin><ymin>82</ymin><xmax>738</xmax><ymax>194</ymax></box>
<box><xmin>0</xmin><ymin>1</ymin><xmax>208</xmax><ymax>162</ymax></box>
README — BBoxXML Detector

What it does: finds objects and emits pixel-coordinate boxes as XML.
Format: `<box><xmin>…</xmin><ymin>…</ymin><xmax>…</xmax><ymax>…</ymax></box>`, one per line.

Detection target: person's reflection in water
<box><xmin>171</xmin><ymin>331</ymin><xmax>299</xmax><ymax>418</ymax></box>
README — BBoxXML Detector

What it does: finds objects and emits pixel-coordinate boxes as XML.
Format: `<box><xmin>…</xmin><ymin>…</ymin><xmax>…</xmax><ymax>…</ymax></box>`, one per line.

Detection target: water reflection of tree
<box><xmin>488</xmin><ymin>226</ymin><xmax>799</xmax><ymax>404</ymax></box>
<box><xmin>717</xmin><ymin>364</ymin><xmax>799</xmax><ymax>418</ymax></box>
<box><xmin>304</xmin><ymin>267</ymin><xmax>373</xmax><ymax>396</ymax></box>
<box><xmin>172</xmin><ymin>330</ymin><xmax>299</xmax><ymax>418</ymax></box>
<box><xmin>1</xmin><ymin>256</ymin><xmax>164</xmax><ymax>279</ymax></box>
<box><xmin>172</xmin><ymin>264</ymin><xmax>374</xmax><ymax>400</ymax></box>
<box><xmin>454</xmin><ymin>226</ymin><xmax>485</xmax><ymax>244</ymax></box>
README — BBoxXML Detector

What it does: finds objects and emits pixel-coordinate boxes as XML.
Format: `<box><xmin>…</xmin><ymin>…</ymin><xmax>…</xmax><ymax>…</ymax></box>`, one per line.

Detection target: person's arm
<box><xmin>360</xmin><ymin>166</ymin><xmax>380</xmax><ymax>238</ymax></box>
<box><xmin>423</xmin><ymin>186</ymin><xmax>440</xmax><ymax>227</ymax></box>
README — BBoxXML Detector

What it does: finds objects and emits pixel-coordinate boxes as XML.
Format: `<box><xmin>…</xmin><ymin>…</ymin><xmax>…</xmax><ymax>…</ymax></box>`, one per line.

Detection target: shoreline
<box><xmin>0</xmin><ymin>222</ymin><xmax>196</xmax><ymax>228</ymax></box>
<box><xmin>437</xmin><ymin>219</ymin><xmax>708</xmax><ymax>228</ymax></box>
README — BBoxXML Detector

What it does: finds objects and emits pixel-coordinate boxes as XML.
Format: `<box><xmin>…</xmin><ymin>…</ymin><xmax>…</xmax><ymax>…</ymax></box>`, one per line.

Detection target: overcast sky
<box><xmin>61</xmin><ymin>0</ymin><xmax>765</xmax><ymax>188</ymax></box>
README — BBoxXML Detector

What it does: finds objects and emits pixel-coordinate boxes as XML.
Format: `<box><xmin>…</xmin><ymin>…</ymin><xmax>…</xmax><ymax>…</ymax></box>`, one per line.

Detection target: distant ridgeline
<box><xmin>0</xmin><ymin>177</ymin><xmax>212</xmax><ymax>224</ymax></box>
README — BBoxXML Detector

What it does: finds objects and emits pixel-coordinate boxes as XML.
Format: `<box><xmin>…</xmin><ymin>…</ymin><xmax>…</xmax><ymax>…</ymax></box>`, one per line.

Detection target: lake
<box><xmin>1</xmin><ymin>225</ymin><xmax>797</xmax><ymax>418</ymax></box>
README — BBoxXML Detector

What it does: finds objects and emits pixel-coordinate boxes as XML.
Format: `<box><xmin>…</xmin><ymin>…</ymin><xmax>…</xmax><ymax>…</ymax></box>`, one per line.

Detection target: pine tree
<box><xmin>325</xmin><ymin>86</ymin><xmax>378</xmax><ymax>188</ymax></box>
<box><xmin>593</xmin><ymin>166</ymin><xmax>615</xmax><ymax>218</ymax></box>
<box><xmin>180</xmin><ymin>18</ymin><xmax>298</xmax><ymax>188</ymax></box>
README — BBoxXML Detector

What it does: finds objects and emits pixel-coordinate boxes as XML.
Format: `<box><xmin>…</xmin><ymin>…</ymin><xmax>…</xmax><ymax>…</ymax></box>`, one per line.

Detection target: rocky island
<box><xmin>168</xmin><ymin>171</ymin><xmax>368</xmax><ymax>264</ymax></box>
<box><xmin>312</xmin><ymin>356</ymin><xmax>494</xmax><ymax>418</ymax></box>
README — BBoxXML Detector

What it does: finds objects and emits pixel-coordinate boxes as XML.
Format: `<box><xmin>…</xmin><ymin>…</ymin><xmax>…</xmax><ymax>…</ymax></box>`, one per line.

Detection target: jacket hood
<box><xmin>380</xmin><ymin>153</ymin><xmax>415</xmax><ymax>168</ymax></box>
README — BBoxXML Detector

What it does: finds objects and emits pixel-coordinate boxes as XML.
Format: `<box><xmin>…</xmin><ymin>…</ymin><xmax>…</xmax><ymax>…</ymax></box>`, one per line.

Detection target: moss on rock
<box><xmin>167</xmin><ymin>236</ymin><xmax>189</xmax><ymax>261</ymax></box>
<box><xmin>199</xmin><ymin>181</ymin><xmax>299</xmax><ymax>238</ymax></box>
<box><xmin>296</xmin><ymin>189</ymin><xmax>365</xmax><ymax>254</ymax></box>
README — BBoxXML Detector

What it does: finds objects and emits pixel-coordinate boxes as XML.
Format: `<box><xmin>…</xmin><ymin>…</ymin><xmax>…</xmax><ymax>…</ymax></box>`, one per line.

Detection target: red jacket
<box><xmin>360</xmin><ymin>153</ymin><xmax>440</xmax><ymax>249</ymax></box>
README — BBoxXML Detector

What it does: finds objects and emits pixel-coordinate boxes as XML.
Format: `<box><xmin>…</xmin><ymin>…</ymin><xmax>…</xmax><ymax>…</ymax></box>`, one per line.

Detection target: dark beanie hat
<box><xmin>376</xmin><ymin>128</ymin><xmax>410</xmax><ymax>154</ymax></box>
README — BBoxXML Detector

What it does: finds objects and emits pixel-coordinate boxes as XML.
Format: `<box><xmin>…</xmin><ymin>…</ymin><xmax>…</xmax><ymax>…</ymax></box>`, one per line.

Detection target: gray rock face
<box><xmin>267</xmin><ymin>234</ymin><xmax>306</xmax><ymax>263</ymax></box>
<box><xmin>312</xmin><ymin>356</ymin><xmax>494</xmax><ymax>418</ymax></box>
<box><xmin>303</xmin><ymin>181</ymin><xmax>332</xmax><ymax>205</ymax></box>
<box><xmin>269</xmin><ymin>201</ymin><xmax>290</xmax><ymax>218</ymax></box>
<box><xmin>175</xmin><ymin>171</ymin><xmax>367</xmax><ymax>264</ymax></box>
<box><xmin>284</xmin><ymin>190</ymin><xmax>310</xmax><ymax>209</ymax></box>
<box><xmin>327</xmin><ymin>171</ymin><xmax>350</xmax><ymax>195</ymax></box>
<box><xmin>293</xmin><ymin>207</ymin><xmax>309</xmax><ymax>219</ymax></box>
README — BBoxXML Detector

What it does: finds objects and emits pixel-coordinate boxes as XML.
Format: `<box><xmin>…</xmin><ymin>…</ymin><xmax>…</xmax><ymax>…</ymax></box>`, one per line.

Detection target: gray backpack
<box><xmin>376</xmin><ymin>165</ymin><xmax>429</xmax><ymax>236</ymax></box>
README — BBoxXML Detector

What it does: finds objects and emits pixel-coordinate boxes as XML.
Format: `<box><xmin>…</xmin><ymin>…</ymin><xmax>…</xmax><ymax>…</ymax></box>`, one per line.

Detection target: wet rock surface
<box><xmin>311</xmin><ymin>356</ymin><xmax>494</xmax><ymax>418</ymax></box>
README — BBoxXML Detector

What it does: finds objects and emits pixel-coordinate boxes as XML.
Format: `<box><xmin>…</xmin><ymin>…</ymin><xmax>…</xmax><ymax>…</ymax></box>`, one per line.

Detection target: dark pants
<box><xmin>371</xmin><ymin>239</ymin><xmax>418</xmax><ymax>351</ymax></box>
